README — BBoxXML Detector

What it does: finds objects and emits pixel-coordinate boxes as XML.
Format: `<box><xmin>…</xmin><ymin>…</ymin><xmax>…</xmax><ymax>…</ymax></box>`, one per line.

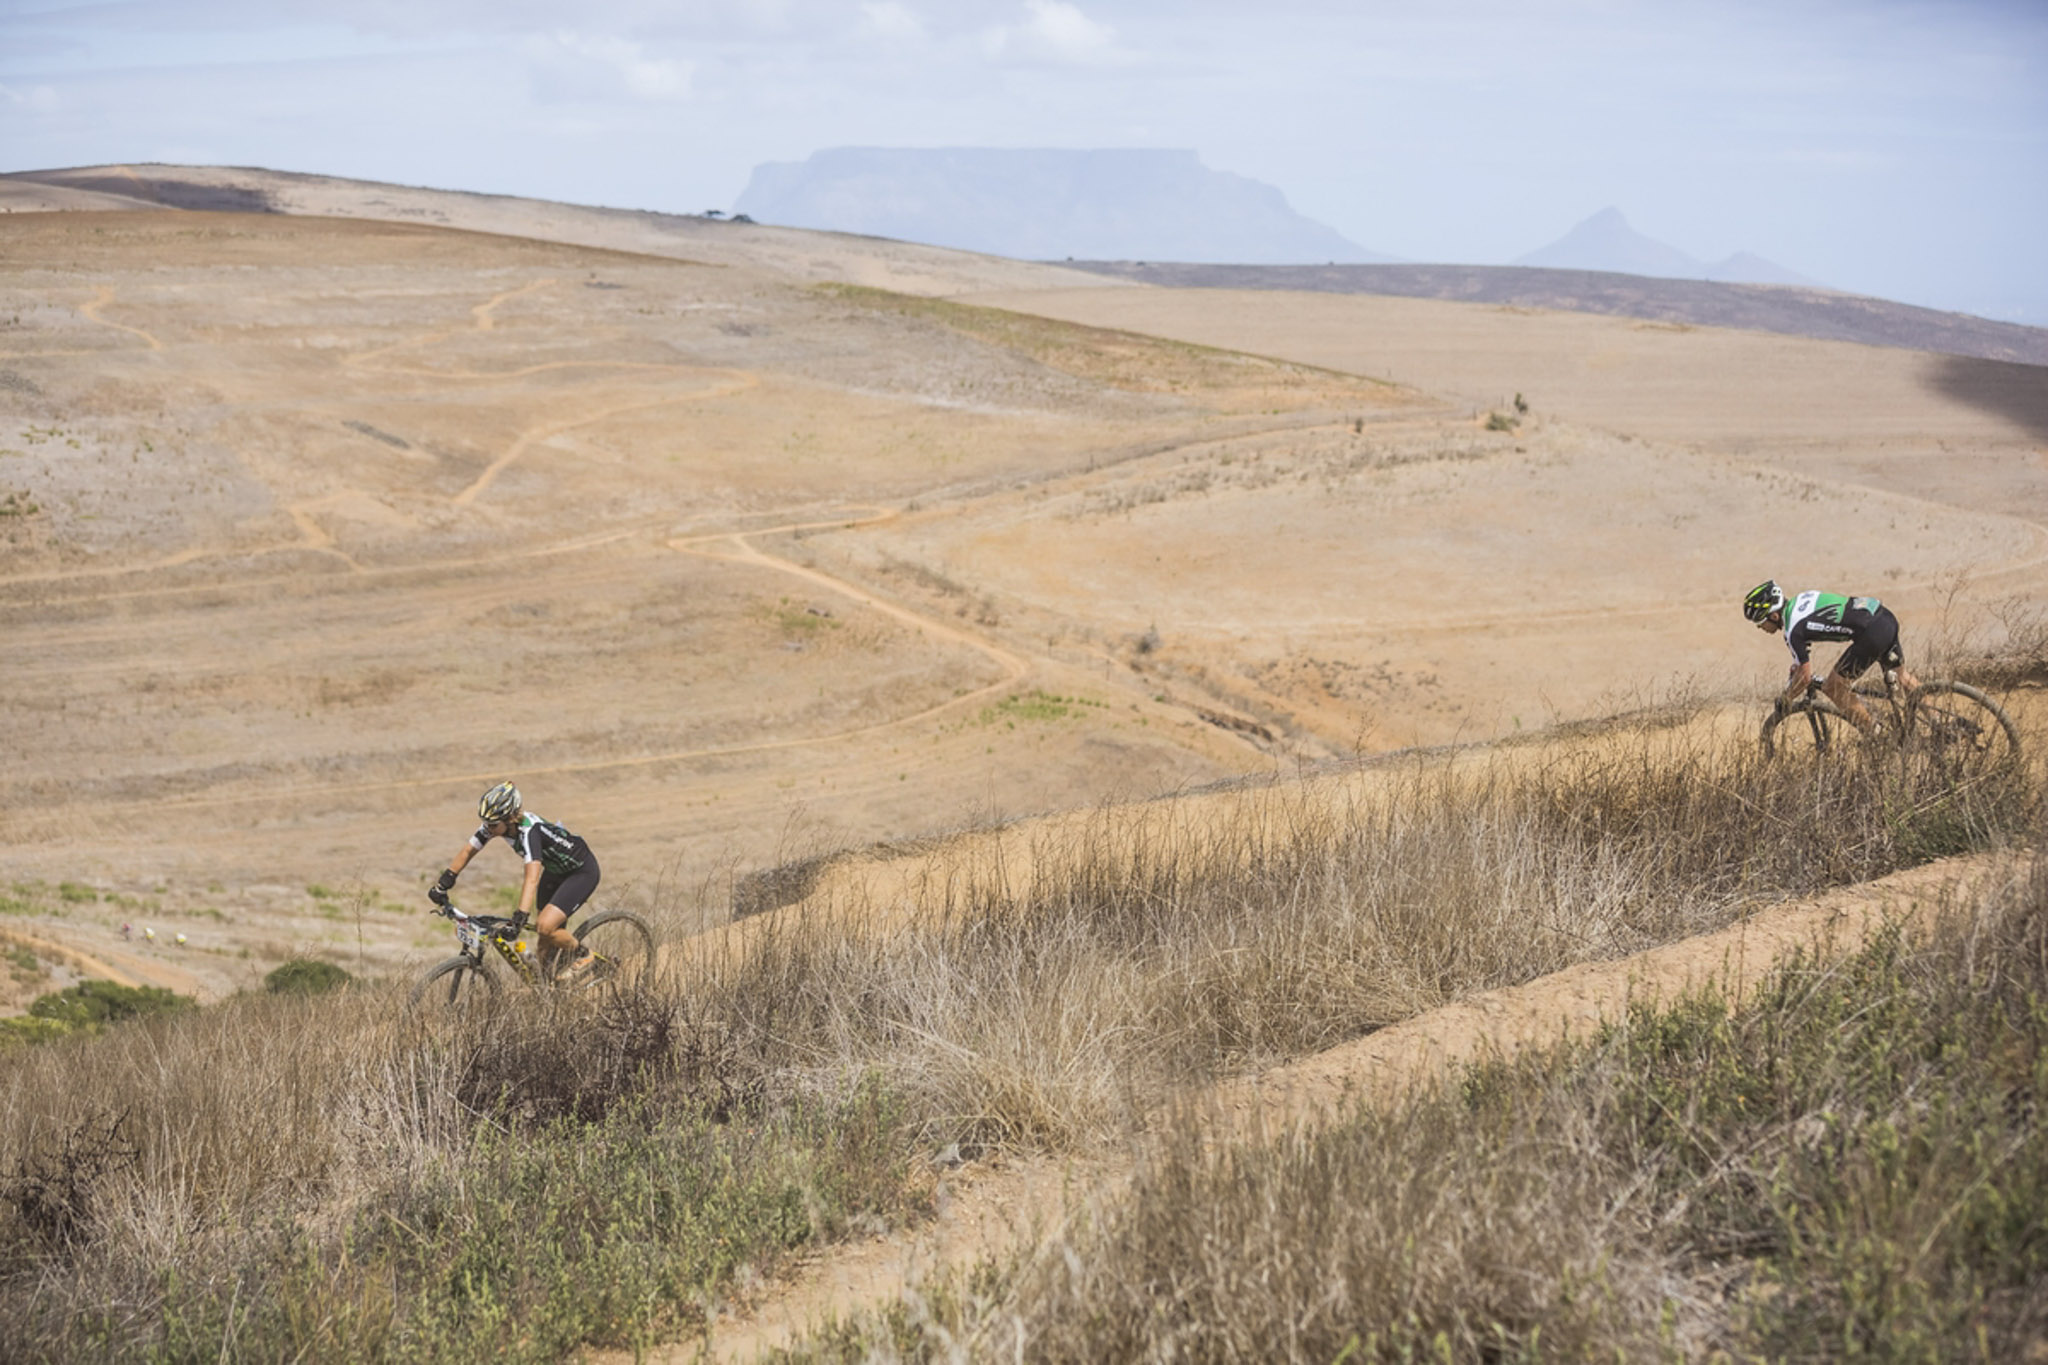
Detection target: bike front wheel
<box><xmin>1902</xmin><ymin>681</ymin><xmax>2022</xmax><ymax>781</ymax></box>
<box><xmin>409</xmin><ymin>955</ymin><xmax>500</xmax><ymax>1011</ymax></box>
<box><xmin>573</xmin><ymin>908</ymin><xmax>656</xmax><ymax>988</ymax></box>
<box><xmin>1760</xmin><ymin>694</ymin><xmax>1846</xmax><ymax>759</ymax></box>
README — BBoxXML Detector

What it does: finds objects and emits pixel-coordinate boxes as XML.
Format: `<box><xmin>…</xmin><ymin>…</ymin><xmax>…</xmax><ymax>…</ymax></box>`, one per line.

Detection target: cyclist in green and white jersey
<box><xmin>1742</xmin><ymin>581</ymin><xmax>1920</xmax><ymax>733</ymax></box>
<box><xmin>429</xmin><ymin>781</ymin><xmax>601</xmax><ymax>981</ymax></box>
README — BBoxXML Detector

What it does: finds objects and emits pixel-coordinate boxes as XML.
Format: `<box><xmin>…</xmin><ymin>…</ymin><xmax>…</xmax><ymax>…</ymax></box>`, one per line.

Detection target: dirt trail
<box><xmin>79</xmin><ymin>284</ymin><xmax>163</xmax><ymax>351</ymax></box>
<box><xmin>665</xmin><ymin>849</ymin><xmax>2024</xmax><ymax>1364</ymax></box>
<box><xmin>0</xmin><ymin>926</ymin><xmax>204</xmax><ymax>996</ymax></box>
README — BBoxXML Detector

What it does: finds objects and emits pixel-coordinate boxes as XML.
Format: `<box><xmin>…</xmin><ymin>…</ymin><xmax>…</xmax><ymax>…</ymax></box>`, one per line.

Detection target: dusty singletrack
<box><xmin>674</xmin><ymin>850</ymin><xmax>2025</xmax><ymax>1363</ymax></box>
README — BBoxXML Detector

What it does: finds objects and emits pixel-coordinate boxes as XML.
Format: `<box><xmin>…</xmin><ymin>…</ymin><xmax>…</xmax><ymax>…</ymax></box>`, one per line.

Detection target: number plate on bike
<box><xmin>457</xmin><ymin>919</ymin><xmax>481</xmax><ymax>954</ymax></box>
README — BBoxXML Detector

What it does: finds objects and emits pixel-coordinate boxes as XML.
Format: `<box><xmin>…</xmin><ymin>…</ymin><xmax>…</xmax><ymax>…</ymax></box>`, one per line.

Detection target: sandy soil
<box><xmin>0</xmin><ymin>209</ymin><xmax>1372</xmax><ymax>999</ymax></box>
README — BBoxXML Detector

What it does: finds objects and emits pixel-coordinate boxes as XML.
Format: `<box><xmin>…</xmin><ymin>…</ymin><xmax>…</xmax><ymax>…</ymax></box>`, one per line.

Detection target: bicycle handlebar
<box><xmin>433</xmin><ymin>904</ymin><xmax>526</xmax><ymax>939</ymax></box>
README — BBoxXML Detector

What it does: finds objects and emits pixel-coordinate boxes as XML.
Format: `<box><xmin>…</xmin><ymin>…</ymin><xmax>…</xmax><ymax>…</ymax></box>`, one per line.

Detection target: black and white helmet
<box><xmin>1742</xmin><ymin>580</ymin><xmax>1784</xmax><ymax>624</ymax></box>
<box><xmin>478</xmin><ymin>781</ymin><xmax>521</xmax><ymax>823</ymax></box>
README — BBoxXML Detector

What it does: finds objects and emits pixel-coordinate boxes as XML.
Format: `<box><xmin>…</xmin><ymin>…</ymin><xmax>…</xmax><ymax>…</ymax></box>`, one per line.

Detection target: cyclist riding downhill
<box><xmin>1743</xmin><ymin>580</ymin><xmax>1921</xmax><ymax>734</ymax></box>
<box><xmin>430</xmin><ymin>781</ymin><xmax>601</xmax><ymax>984</ymax></box>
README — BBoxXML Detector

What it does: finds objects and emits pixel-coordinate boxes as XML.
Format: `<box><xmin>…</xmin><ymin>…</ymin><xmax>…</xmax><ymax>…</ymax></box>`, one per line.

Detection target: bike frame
<box><xmin>436</xmin><ymin>903</ymin><xmax>541</xmax><ymax>986</ymax></box>
<box><xmin>1798</xmin><ymin>669</ymin><xmax>1898</xmax><ymax>749</ymax></box>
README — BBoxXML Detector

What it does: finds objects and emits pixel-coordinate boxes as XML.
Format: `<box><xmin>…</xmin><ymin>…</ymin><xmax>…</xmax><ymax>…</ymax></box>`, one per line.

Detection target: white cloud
<box><xmin>525</xmin><ymin>30</ymin><xmax>693</xmax><ymax>102</ymax></box>
<box><xmin>1024</xmin><ymin>0</ymin><xmax>1114</xmax><ymax>53</ymax></box>
<box><xmin>859</xmin><ymin>1</ymin><xmax>924</xmax><ymax>41</ymax></box>
<box><xmin>0</xmin><ymin>82</ymin><xmax>61</xmax><ymax>113</ymax></box>
<box><xmin>982</xmin><ymin>0</ymin><xmax>1125</xmax><ymax>65</ymax></box>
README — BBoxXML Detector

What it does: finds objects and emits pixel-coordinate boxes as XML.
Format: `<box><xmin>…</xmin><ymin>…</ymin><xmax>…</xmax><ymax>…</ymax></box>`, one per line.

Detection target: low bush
<box><xmin>263</xmin><ymin>957</ymin><xmax>351</xmax><ymax>995</ymax></box>
<box><xmin>27</xmin><ymin>980</ymin><xmax>190</xmax><ymax>1029</ymax></box>
<box><xmin>0</xmin><ymin>1015</ymin><xmax>73</xmax><ymax>1050</ymax></box>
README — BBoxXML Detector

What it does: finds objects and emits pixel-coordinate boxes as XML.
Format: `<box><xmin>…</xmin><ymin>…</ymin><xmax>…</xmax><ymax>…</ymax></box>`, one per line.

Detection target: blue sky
<box><xmin>4</xmin><ymin>0</ymin><xmax>2044</xmax><ymax>324</ymax></box>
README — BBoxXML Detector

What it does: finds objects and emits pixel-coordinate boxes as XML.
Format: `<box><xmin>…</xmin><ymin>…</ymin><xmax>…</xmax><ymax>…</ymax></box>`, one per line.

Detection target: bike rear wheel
<box><xmin>573</xmin><ymin>908</ymin><xmax>656</xmax><ymax>988</ymax></box>
<box><xmin>1902</xmin><ymin>681</ymin><xmax>2021</xmax><ymax>781</ymax></box>
<box><xmin>409</xmin><ymin>955</ymin><xmax>500</xmax><ymax>1010</ymax></box>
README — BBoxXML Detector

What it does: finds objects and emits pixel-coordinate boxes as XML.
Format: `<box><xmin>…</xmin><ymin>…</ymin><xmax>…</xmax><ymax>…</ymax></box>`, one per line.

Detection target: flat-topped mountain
<box><xmin>733</xmin><ymin>147</ymin><xmax>1393</xmax><ymax>265</ymax></box>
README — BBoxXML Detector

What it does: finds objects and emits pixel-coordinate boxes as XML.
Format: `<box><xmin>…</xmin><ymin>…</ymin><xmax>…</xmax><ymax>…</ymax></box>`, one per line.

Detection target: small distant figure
<box><xmin>143</xmin><ymin>926</ymin><xmax>156</xmax><ymax>942</ymax></box>
<box><xmin>120</xmin><ymin>922</ymin><xmax>132</xmax><ymax>940</ymax></box>
<box><xmin>174</xmin><ymin>932</ymin><xmax>188</xmax><ymax>947</ymax></box>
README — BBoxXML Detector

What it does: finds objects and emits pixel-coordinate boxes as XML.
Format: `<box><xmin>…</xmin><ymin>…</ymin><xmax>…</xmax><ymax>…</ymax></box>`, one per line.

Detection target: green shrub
<box><xmin>263</xmin><ymin>958</ymin><xmax>352</xmax><ymax>996</ymax></box>
<box><xmin>26</xmin><ymin>980</ymin><xmax>191</xmax><ymax>1029</ymax></box>
<box><xmin>0</xmin><ymin>1015</ymin><xmax>75</xmax><ymax>1050</ymax></box>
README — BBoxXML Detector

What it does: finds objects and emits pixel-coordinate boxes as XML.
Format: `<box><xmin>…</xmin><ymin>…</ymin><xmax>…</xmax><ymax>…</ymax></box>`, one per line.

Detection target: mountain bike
<box><xmin>409</xmin><ymin>902</ymin><xmax>655</xmax><ymax>1010</ymax></box>
<box><xmin>1759</xmin><ymin>670</ymin><xmax>2021</xmax><ymax>781</ymax></box>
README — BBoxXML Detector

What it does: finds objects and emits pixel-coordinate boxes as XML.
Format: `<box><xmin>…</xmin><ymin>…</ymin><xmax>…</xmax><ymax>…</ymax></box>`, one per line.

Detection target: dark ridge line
<box><xmin>1060</xmin><ymin>261</ymin><xmax>2048</xmax><ymax>368</ymax></box>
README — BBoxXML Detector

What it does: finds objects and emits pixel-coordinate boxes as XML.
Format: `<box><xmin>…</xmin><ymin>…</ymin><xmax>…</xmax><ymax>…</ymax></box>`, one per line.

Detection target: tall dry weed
<box><xmin>0</xmin><ymin>700</ymin><xmax>2030</xmax><ymax>1360</ymax></box>
<box><xmin>686</xmin><ymin>713</ymin><xmax>2030</xmax><ymax>1152</ymax></box>
<box><xmin>789</xmin><ymin>824</ymin><xmax>2048</xmax><ymax>1365</ymax></box>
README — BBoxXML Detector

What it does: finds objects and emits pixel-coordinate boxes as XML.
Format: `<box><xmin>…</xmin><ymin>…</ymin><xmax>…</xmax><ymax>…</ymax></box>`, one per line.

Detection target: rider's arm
<box><xmin>1780</xmin><ymin>659</ymin><xmax>1813</xmax><ymax>712</ymax></box>
<box><xmin>429</xmin><ymin>836</ymin><xmax>484</xmax><ymax>905</ymax></box>
<box><xmin>517</xmin><ymin>860</ymin><xmax>544</xmax><ymax>919</ymax></box>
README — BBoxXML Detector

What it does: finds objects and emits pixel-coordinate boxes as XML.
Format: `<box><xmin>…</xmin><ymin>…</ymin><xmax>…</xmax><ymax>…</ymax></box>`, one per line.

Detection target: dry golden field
<box><xmin>2</xmin><ymin>168</ymin><xmax>2044</xmax><ymax>1018</ymax></box>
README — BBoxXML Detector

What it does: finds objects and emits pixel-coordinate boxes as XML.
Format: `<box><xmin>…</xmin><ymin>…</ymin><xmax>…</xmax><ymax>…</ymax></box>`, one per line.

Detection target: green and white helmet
<box><xmin>1742</xmin><ymin>580</ymin><xmax>1784</xmax><ymax>624</ymax></box>
<box><xmin>478</xmin><ymin>781</ymin><xmax>521</xmax><ymax>822</ymax></box>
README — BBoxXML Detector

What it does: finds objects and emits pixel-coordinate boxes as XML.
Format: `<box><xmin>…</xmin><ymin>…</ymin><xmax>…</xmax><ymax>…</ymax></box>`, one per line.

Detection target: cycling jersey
<box><xmin>1782</xmin><ymin>589</ymin><xmax>1903</xmax><ymax>679</ymax></box>
<box><xmin>1782</xmin><ymin>591</ymin><xmax>1876</xmax><ymax>662</ymax></box>
<box><xmin>471</xmin><ymin>812</ymin><xmax>590</xmax><ymax>877</ymax></box>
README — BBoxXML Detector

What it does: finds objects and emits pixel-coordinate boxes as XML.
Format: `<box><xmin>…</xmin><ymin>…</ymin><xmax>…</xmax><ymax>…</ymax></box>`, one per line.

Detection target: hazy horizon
<box><xmin>3</xmin><ymin>0</ymin><xmax>2043</xmax><ymax>325</ymax></box>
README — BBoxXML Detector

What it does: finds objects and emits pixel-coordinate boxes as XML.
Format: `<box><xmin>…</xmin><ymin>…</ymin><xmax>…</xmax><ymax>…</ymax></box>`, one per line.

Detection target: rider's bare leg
<box><xmin>1820</xmin><ymin>670</ymin><xmax>1876</xmax><ymax>732</ymax></box>
<box><xmin>534</xmin><ymin>903</ymin><xmax>580</xmax><ymax>976</ymax></box>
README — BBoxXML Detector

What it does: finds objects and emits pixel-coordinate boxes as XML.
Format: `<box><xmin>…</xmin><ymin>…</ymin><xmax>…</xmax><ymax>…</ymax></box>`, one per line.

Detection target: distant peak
<box><xmin>1516</xmin><ymin>208</ymin><xmax>1701</xmax><ymax>278</ymax></box>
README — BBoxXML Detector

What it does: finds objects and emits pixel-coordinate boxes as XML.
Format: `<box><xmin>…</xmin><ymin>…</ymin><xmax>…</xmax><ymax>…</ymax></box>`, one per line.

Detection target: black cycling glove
<box><xmin>428</xmin><ymin>868</ymin><xmax>458</xmax><ymax>907</ymax></box>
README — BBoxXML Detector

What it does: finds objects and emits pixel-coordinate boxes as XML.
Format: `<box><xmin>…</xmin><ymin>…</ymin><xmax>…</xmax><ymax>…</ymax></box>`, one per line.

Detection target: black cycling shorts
<box><xmin>535</xmin><ymin>854</ymin><xmax>601</xmax><ymax>919</ymax></box>
<box><xmin>1835</xmin><ymin>606</ymin><xmax>1904</xmax><ymax>681</ymax></box>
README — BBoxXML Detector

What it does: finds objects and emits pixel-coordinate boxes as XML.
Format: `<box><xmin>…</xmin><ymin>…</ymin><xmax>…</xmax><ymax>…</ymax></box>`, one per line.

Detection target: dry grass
<box><xmin>0</xmin><ymin>702</ymin><xmax>2031</xmax><ymax>1360</ymax></box>
<box><xmin>688</xmin><ymin>711</ymin><xmax>2030</xmax><ymax>1154</ymax></box>
<box><xmin>0</xmin><ymin>982</ymin><xmax>924</xmax><ymax>1362</ymax></box>
<box><xmin>791</xmin><ymin>832</ymin><xmax>2048</xmax><ymax>1365</ymax></box>
<box><xmin>817</xmin><ymin>283</ymin><xmax>1397</xmax><ymax>409</ymax></box>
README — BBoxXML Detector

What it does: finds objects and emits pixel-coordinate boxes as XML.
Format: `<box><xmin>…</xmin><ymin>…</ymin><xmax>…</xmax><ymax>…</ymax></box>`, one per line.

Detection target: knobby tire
<box><xmin>573</xmin><ymin>908</ymin><xmax>656</xmax><ymax>988</ymax></box>
<box><xmin>408</xmin><ymin>955</ymin><xmax>499</xmax><ymax>1010</ymax></box>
